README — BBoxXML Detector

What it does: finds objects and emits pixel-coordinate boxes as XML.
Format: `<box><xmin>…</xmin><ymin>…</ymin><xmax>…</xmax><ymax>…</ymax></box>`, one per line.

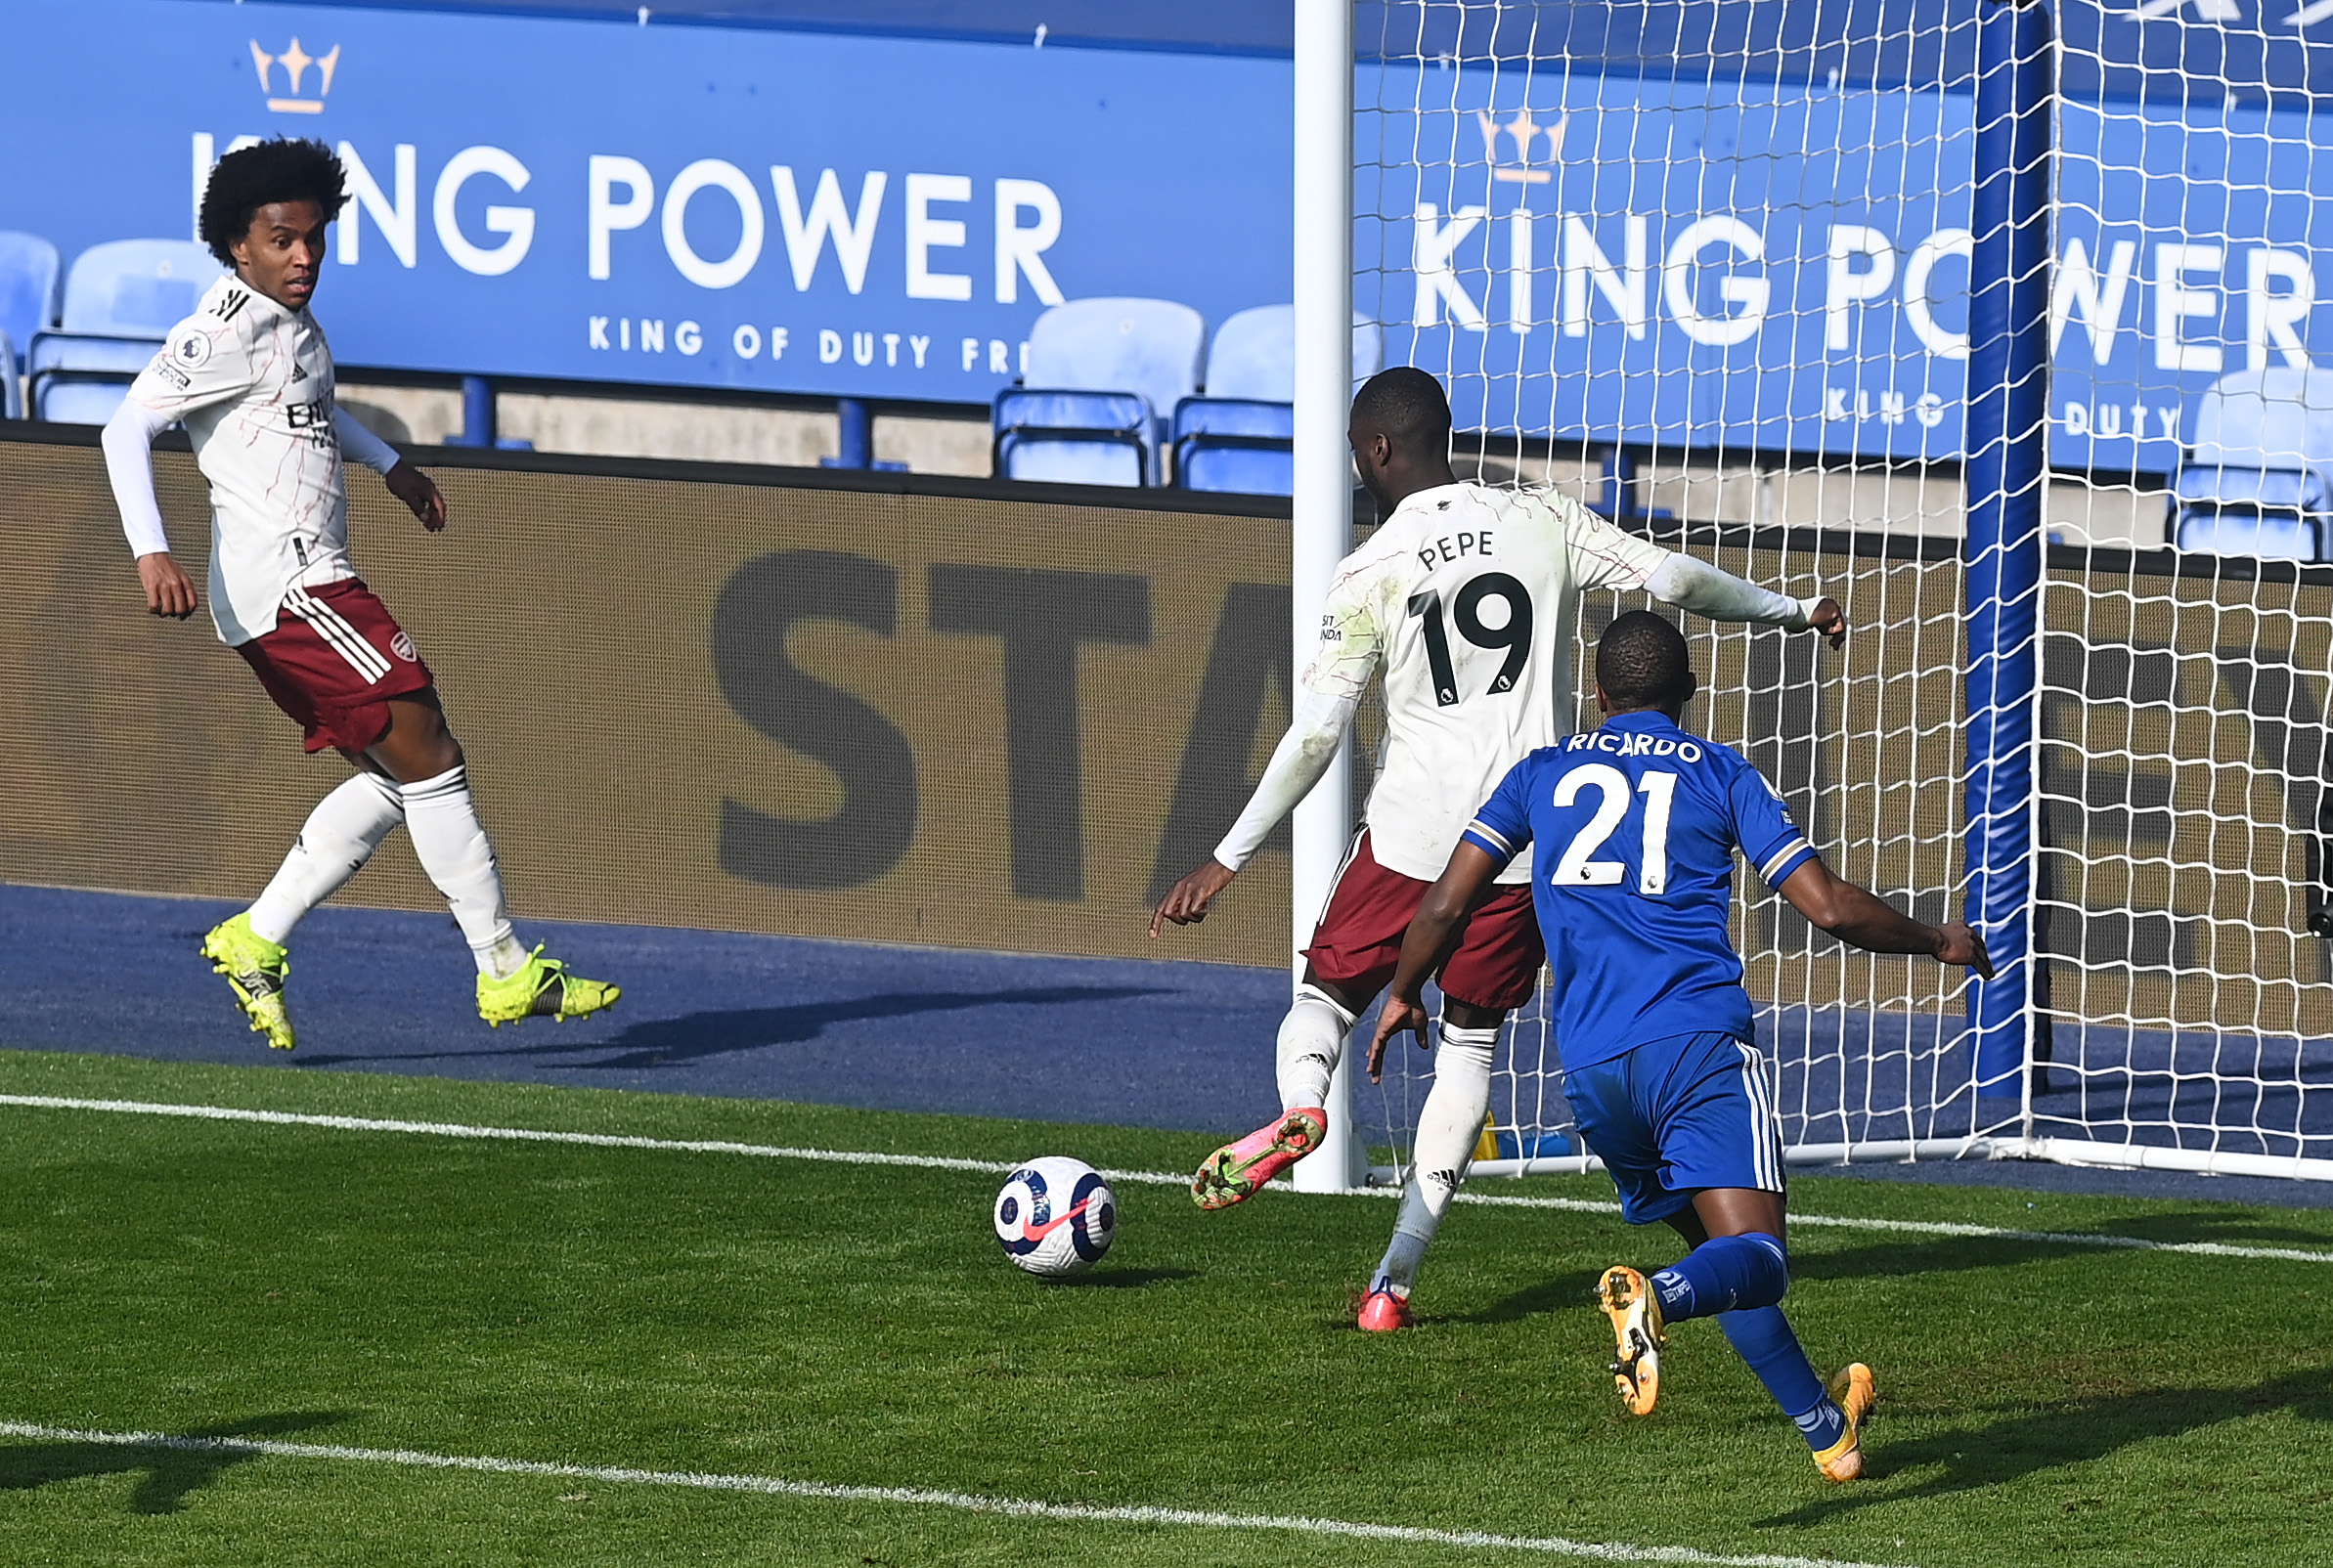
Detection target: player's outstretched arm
<box><xmin>1148</xmin><ymin>682</ymin><xmax>1363</xmax><ymax>938</ymax></box>
<box><xmin>101</xmin><ymin>397</ymin><xmax>198</xmax><ymax>619</ymax></box>
<box><xmin>1776</xmin><ymin>858</ymin><xmax>1994</xmax><ymax>977</ymax></box>
<box><xmin>1365</xmin><ymin>841</ymin><xmax>1505</xmax><ymax>1079</ymax></box>
<box><xmin>1646</xmin><ymin>553</ymin><xmax>1849</xmax><ymax>649</ymax></box>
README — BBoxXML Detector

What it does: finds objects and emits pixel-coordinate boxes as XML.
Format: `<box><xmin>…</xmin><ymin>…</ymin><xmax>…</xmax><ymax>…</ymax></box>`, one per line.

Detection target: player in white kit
<box><xmin>1150</xmin><ymin>369</ymin><xmax>1844</xmax><ymax>1328</ymax></box>
<box><xmin>102</xmin><ymin>138</ymin><xmax>617</xmax><ymax>1052</ymax></box>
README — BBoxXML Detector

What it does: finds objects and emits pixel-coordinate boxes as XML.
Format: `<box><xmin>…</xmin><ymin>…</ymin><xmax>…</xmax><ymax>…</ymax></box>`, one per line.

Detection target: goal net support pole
<box><xmin>1291</xmin><ymin>0</ymin><xmax>1366</xmax><ymax>1193</ymax></box>
<box><xmin>1962</xmin><ymin>0</ymin><xmax>2054</xmax><ymax>1118</ymax></box>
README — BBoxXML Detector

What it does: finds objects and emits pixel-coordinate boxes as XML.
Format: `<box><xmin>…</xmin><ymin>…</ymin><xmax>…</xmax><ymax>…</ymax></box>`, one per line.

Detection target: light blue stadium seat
<box><xmin>29</xmin><ymin>240</ymin><xmax>223</xmax><ymax>424</ymax></box>
<box><xmin>997</xmin><ymin>298</ymin><xmax>1207</xmax><ymax>485</ymax></box>
<box><xmin>1172</xmin><ymin>397</ymin><xmax>1297</xmax><ymax>496</ymax></box>
<box><xmin>1168</xmin><ymin>307</ymin><xmax>1384</xmax><ymax>493</ymax></box>
<box><xmin>0</xmin><ymin>229</ymin><xmax>63</xmax><ymax>370</ymax></box>
<box><xmin>993</xmin><ymin>389</ymin><xmax>1151</xmax><ymax>487</ymax></box>
<box><xmin>0</xmin><ymin>328</ymin><xmax>17</xmax><ymax>421</ymax></box>
<box><xmin>2172</xmin><ymin>367</ymin><xmax>2333</xmax><ymax>561</ymax></box>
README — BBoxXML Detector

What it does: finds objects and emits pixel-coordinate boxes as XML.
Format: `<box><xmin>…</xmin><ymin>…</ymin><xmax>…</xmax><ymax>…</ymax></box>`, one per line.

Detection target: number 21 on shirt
<box><xmin>1550</xmin><ymin>764</ymin><xmax>1676</xmax><ymax>895</ymax></box>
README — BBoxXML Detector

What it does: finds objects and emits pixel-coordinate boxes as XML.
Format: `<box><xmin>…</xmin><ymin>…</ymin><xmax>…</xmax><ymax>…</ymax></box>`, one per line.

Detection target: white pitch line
<box><xmin>0</xmin><ymin>1420</ymin><xmax>1911</xmax><ymax>1568</ymax></box>
<box><xmin>6</xmin><ymin>1092</ymin><xmax>2333</xmax><ymax>1264</ymax></box>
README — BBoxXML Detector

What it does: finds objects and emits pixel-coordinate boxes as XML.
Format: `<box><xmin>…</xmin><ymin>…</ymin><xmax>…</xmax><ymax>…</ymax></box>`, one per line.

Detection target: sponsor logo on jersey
<box><xmin>155</xmin><ymin>361</ymin><xmax>192</xmax><ymax>390</ymax></box>
<box><xmin>290</xmin><ymin>363</ymin><xmax>308</xmax><ymax>381</ymax></box>
<box><xmin>390</xmin><ymin>632</ymin><xmax>418</xmax><ymax>663</ymax></box>
<box><xmin>214</xmin><ymin>287</ymin><xmax>250</xmax><ymax>323</ymax></box>
<box><xmin>170</xmin><ymin>327</ymin><xmax>212</xmax><ymax>370</ymax></box>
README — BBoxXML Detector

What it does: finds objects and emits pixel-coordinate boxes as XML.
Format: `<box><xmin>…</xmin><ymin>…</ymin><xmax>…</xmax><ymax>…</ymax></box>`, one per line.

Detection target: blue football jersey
<box><xmin>1461</xmin><ymin>710</ymin><xmax>1818</xmax><ymax>1068</ymax></box>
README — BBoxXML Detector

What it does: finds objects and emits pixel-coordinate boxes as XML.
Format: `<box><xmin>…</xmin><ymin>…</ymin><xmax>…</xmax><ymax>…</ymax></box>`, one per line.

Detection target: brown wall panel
<box><xmin>0</xmin><ymin>441</ymin><xmax>1296</xmax><ymax>968</ymax></box>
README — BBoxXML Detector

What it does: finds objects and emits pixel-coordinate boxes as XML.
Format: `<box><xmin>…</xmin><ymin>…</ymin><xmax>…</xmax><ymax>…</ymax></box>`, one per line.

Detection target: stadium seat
<box><xmin>29</xmin><ymin>240</ymin><xmax>223</xmax><ymax>424</ymax></box>
<box><xmin>2172</xmin><ymin>367</ymin><xmax>2333</xmax><ymax>561</ymax></box>
<box><xmin>1171</xmin><ymin>397</ymin><xmax>1296</xmax><ymax>496</ymax></box>
<box><xmin>0</xmin><ymin>230</ymin><xmax>63</xmax><ymax>377</ymax></box>
<box><xmin>1168</xmin><ymin>306</ymin><xmax>1385</xmax><ymax>495</ymax></box>
<box><xmin>992</xmin><ymin>389</ymin><xmax>1151</xmax><ymax>487</ymax></box>
<box><xmin>998</xmin><ymin>298</ymin><xmax>1207</xmax><ymax>485</ymax></box>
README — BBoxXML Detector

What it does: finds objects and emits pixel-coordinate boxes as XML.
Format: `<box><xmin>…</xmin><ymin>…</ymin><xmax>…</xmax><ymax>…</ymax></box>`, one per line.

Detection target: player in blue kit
<box><xmin>1366</xmin><ymin>611</ymin><xmax>1992</xmax><ymax>1481</ymax></box>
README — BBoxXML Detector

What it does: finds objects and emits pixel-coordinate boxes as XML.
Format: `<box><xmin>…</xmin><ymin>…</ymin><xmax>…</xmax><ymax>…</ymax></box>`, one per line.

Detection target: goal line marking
<box><xmin>0</xmin><ymin>1419</ymin><xmax>1912</xmax><ymax>1568</ymax></box>
<box><xmin>6</xmin><ymin>1092</ymin><xmax>2331</xmax><ymax>1264</ymax></box>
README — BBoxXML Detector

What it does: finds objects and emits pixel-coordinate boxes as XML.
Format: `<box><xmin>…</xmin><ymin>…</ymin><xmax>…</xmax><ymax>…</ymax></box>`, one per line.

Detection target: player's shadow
<box><xmin>0</xmin><ymin>1412</ymin><xmax>349</xmax><ymax>1515</ymax></box>
<box><xmin>1760</xmin><ymin>1366</ymin><xmax>2333</xmax><ymax>1524</ymax></box>
<box><xmin>294</xmin><ymin>984</ymin><xmax>1166</xmax><ymax>1069</ymax></box>
<box><xmin>578</xmin><ymin>985</ymin><xmax>1172</xmax><ymax>1069</ymax></box>
<box><xmin>1048</xmin><ymin>1267</ymin><xmax>1198</xmax><ymax>1289</ymax></box>
<box><xmin>1448</xmin><ymin>1268</ymin><xmax>1607</xmax><ymax>1326</ymax></box>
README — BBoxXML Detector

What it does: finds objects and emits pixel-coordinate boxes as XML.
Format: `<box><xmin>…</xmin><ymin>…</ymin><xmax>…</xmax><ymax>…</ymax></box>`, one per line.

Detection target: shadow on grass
<box><xmin>1762</xmin><ymin>1366</ymin><xmax>2333</xmax><ymax>1524</ymax></box>
<box><xmin>293</xmin><ymin>984</ymin><xmax>1167</xmax><ymax>1070</ymax></box>
<box><xmin>0</xmin><ymin>1412</ymin><xmax>351</xmax><ymax>1514</ymax></box>
<box><xmin>1448</xmin><ymin>1268</ymin><xmax>1607</xmax><ymax>1326</ymax></box>
<box><xmin>1050</xmin><ymin>1267</ymin><xmax>1198</xmax><ymax>1289</ymax></box>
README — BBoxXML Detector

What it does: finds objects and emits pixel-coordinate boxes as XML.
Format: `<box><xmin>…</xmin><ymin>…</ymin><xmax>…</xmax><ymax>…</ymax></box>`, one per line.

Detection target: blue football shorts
<box><xmin>1561</xmin><ymin>1030</ymin><xmax>1786</xmax><ymax>1225</ymax></box>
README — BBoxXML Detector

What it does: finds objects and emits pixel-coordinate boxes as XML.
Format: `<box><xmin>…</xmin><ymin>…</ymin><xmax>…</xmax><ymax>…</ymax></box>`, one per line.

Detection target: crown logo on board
<box><xmin>250</xmin><ymin>38</ymin><xmax>342</xmax><ymax>114</ymax></box>
<box><xmin>1475</xmin><ymin>108</ymin><xmax>1567</xmax><ymax>184</ymax></box>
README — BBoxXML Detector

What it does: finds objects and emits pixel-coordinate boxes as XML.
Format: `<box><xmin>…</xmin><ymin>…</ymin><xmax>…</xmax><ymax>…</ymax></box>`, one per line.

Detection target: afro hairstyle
<box><xmin>1595</xmin><ymin>610</ymin><xmax>1697</xmax><ymax>711</ymax></box>
<box><xmin>198</xmin><ymin>138</ymin><xmax>348</xmax><ymax>267</ymax></box>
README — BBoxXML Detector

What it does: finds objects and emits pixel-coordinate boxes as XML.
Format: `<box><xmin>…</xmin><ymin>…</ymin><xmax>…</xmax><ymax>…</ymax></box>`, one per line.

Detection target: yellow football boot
<box><xmin>1599</xmin><ymin>1265</ymin><xmax>1666</xmax><ymax>1416</ymax></box>
<box><xmin>1814</xmin><ymin>1363</ymin><xmax>1877</xmax><ymax>1482</ymax></box>
<box><xmin>199</xmin><ymin>913</ymin><xmax>296</xmax><ymax>1052</ymax></box>
<box><xmin>477</xmin><ymin>946</ymin><xmax>620</xmax><ymax>1027</ymax></box>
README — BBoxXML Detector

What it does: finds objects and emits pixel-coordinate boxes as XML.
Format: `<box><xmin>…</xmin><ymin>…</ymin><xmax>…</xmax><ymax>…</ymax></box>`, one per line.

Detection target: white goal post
<box><xmin>1296</xmin><ymin>0</ymin><xmax>2333</xmax><ymax>1189</ymax></box>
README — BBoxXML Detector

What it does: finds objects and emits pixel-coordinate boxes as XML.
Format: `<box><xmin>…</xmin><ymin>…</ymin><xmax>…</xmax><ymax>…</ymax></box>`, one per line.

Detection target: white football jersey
<box><xmin>1306</xmin><ymin>482</ymin><xmax>1672</xmax><ymax>885</ymax></box>
<box><xmin>125</xmin><ymin>275</ymin><xmax>355</xmax><ymax>645</ymax></box>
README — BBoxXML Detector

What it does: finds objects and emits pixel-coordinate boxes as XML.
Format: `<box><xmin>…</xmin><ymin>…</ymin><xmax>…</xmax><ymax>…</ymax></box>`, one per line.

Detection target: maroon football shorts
<box><xmin>1299</xmin><ymin>829</ymin><xmax>1545</xmax><ymax>1013</ymax></box>
<box><xmin>235</xmin><ymin>579</ymin><xmax>434</xmax><ymax>754</ymax></box>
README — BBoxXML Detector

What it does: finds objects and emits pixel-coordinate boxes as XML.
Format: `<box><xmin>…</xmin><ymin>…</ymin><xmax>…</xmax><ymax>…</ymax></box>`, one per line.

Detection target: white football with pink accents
<box><xmin>992</xmin><ymin>1156</ymin><xmax>1116</xmax><ymax>1276</ymax></box>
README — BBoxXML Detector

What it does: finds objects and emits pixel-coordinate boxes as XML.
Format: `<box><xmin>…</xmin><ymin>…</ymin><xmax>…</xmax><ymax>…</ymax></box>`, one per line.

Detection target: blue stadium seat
<box><xmin>997</xmin><ymin>298</ymin><xmax>1207</xmax><ymax>485</ymax></box>
<box><xmin>29</xmin><ymin>240</ymin><xmax>223</xmax><ymax>424</ymax></box>
<box><xmin>1168</xmin><ymin>306</ymin><xmax>1386</xmax><ymax>494</ymax></box>
<box><xmin>993</xmin><ymin>389</ymin><xmax>1151</xmax><ymax>487</ymax></box>
<box><xmin>0</xmin><ymin>328</ymin><xmax>18</xmax><ymax>421</ymax></box>
<box><xmin>2172</xmin><ymin>367</ymin><xmax>2333</xmax><ymax>561</ymax></box>
<box><xmin>1171</xmin><ymin>397</ymin><xmax>1296</xmax><ymax>496</ymax></box>
<box><xmin>0</xmin><ymin>230</ymin><xmax>63</xmax><ymax>371</ymax></box>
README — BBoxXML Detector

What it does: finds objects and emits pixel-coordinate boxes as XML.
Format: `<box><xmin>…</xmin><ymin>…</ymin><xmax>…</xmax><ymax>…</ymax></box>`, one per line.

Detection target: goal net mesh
<box><xmin>1350</xmin><ymin>0</ymin><xmax>2333</xmax><ymax>1182</ymax></box>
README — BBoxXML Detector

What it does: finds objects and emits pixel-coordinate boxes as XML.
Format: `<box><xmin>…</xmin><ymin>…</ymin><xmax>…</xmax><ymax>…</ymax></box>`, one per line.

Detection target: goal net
<box><xmin>1349</xmin><ymin>0</ymin><xmax>2333</xmax><ymax>1185</ymax></box>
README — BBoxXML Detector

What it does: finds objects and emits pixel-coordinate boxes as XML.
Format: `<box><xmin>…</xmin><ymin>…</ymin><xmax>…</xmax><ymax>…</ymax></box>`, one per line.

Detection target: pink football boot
<box><xmin>1357</xmin><ymin>1287</ymin><xmax>1413</xmax><ymax>1332</ymax></box>
<box><xmin>1190</xmin><ymin>1108</ymin><xmax>1327</xmax><ymax>1209</ymax></box>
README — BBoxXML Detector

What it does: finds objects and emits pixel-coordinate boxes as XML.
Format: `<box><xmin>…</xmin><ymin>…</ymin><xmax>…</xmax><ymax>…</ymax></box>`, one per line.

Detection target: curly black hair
<box><xmin>1596</xmin><ymin>610</ymin><xmax>1697</xmax><ymax>711</ymax></box>
<box><xmin>198</xmin><ymin>138</ymin><xmax>348</xmax><ymax>266</ymax></box>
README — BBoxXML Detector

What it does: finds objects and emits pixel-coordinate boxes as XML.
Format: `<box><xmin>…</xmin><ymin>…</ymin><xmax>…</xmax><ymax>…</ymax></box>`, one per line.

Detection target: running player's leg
<box><xmin>1192</xmin><ymin>833</ymin><xmax>1412</xmax><ymax>1210</ymax></box>
<box><xmin>1604</xmin><ymin>1034</ymin><xmax>1871</xmax><ymax>1478</ymax></box>
<box><xmin>368</xmin><ymin>691</ymin><xmax>617</xmax><ymax>1024</ymax></box>
<box><xmin>245</xmin><ymin>769</ymin><xmax>406</xmax><ymax>944</ymax></box>
<box><xmin>1361</xmin><ymin>997</ymin><xmax>1495</xmax><ymax>1328</ymax></box>
<box><xmin>1361</xmin><ymin>882</ymin><xmax>1542</xmax><ymax>1326</ymax></box>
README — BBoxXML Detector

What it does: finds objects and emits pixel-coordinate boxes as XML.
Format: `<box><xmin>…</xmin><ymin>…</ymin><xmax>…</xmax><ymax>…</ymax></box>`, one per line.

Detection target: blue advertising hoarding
<box><xmin>1372</xmin><ymin>65</ymin><xmax>2333</xmax><ymax>474</ymax></box>
<box><xmin>0</xmin><ymin>0</ymin><xmax>1292</xmax><ymax>402</ymax></box>
<box><xmin>3</xmin><ymin>1</ymin><xmax>2330</xmax><ymax>476</ymax></box>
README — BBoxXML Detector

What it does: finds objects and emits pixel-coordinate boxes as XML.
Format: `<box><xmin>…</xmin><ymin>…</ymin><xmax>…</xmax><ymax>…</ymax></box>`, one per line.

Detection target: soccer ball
<box><xmin>992</xmin><ymin>1156</ymin><xmax>1116</xmax><ymax>1276</ymax></box>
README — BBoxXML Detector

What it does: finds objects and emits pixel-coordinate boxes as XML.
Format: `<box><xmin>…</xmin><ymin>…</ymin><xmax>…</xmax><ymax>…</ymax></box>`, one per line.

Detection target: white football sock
<box><xmin>1375</xmin><ymin>1021</ymin><xmax>1498</xmax><ymax>1297</ymax></box>
<box><xmin>1275</xmin><ymin>983</ymin><xmax>1356</xmax><ymax>1111</ymax></box>
<box><xmin>400</xmin><ymin>765</ymin><xmax>527</xmax><ymax>979</ymax></box>
<box><xmin>246</xmin><ymin>772</ymin><xmax>406</xmax><ymax>944</ymax></box>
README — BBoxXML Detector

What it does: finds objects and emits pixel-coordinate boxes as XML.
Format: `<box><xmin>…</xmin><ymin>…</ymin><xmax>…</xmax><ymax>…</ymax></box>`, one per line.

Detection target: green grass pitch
<box><xmin>1</xmin><ymin>1047</ymin><xmax>2329</xmax><ymax>1567</ymax></box>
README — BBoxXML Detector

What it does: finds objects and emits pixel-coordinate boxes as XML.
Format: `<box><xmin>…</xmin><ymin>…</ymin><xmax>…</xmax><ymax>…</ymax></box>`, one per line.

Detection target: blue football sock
<box><xmin>1720</xmin><ymin>1305</ymin><xmax>1844</xmax><ymax>1451</ymax></box>
<box><xmin>1648</xmin><ymin>1231</ymin><xmax>1789</xmax><ymax>1321</ymax></box>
